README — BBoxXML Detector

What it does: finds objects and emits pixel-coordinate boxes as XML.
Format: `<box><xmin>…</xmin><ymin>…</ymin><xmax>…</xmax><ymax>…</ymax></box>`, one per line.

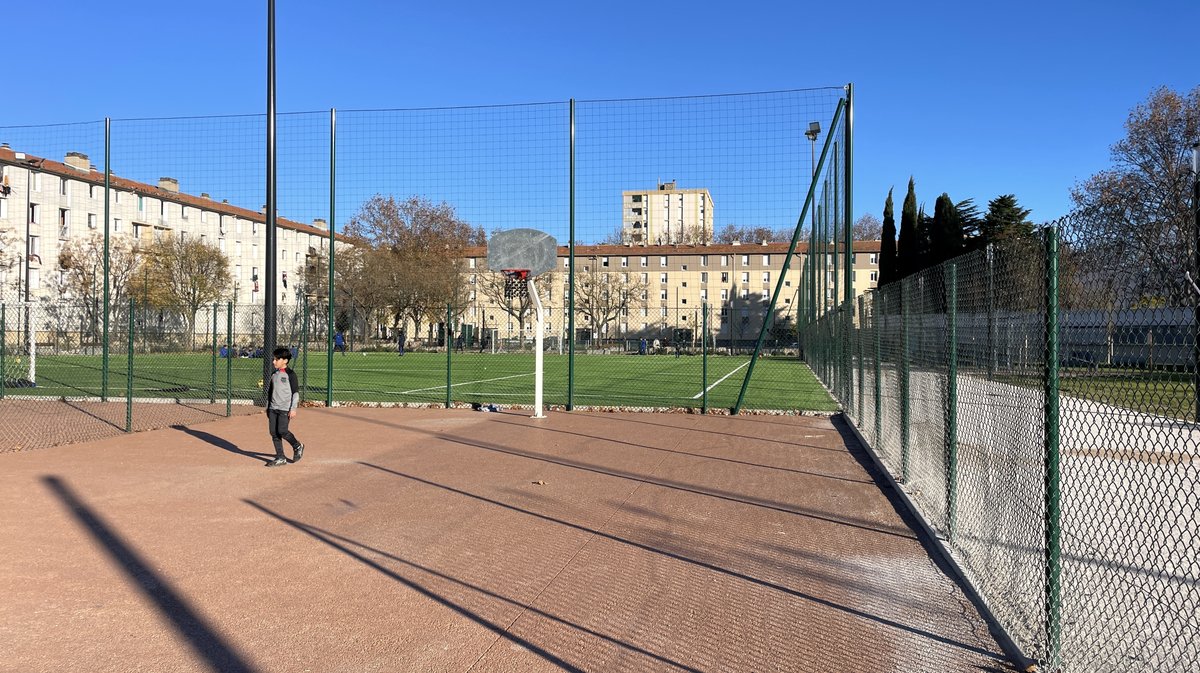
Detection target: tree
<box><xmin>715</xmin><ymin>223</ymin><xmax>786</xmax><ymax>244</ymax></box>
<box><xmin>879</xmin><ymin>189</ymin><xmax>898</xmax><ymax>286</ymax></box>
<box><xmin>54</xmin><ymin>234</ymin><xmax>140</xmax><ymax>342</ymax></box>
<box><xmin>930</xmin><ymin>193</ymin><xmax>965</xmax><ymax>265</ymax></box>
<box><xmin>569</xmin><ymin>260</ymin><xmax>648</xmax><ymax>344</ymax></box>
<box><xmin>980</xmin><ymin>194</ymin><xmax>1034</xmax><ymax>247</ymax></box>
<box><xmin>897</xmin><ymin>178</ymin><xmax>920</xmax><ymax>279</ymax></box>
<box><xmin>344</xmin><ymin>195</ymin><xmax>486</xmax><ymax>342</ymax></box>
<box><xmin>1069</xmin><ymin>85</ymin><xmax>1199</xmax><ymax>306</ymax></box>
<box><xmin>852</xmin><ymin>213</ymin><xmax>883</xmax><ymax>241</ymax></box>
<box><xmin>137</xmin><ymin>235</ymin><xmax>231</xmax><ymax>348</ymax></box>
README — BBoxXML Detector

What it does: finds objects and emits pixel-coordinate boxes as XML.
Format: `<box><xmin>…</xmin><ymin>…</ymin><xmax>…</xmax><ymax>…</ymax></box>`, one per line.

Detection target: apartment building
<box><xmin>460</xmin><ymin>240</ymin><xmax>880</xmax><ymax>346</ymax></box>
<box><xmin>0</xmin><ymin>145</ymin><xmax>343</xmax><ymax>306</ymax></box>
<box><xmin>622</xmin><ymin>181</ymin><xmax>715</xmax><ymax>245</ymax></box>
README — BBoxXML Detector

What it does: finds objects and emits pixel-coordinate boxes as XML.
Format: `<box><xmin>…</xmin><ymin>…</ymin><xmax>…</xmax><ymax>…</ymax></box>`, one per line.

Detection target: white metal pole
<box><xmin>530</xmin><ymin>278</ymin><xmax>546</xmax><ymax>418</ymax></box>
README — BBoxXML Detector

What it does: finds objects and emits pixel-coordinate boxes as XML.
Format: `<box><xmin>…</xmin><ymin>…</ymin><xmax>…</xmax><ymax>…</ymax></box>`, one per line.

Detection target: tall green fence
<box><xmin>805</xmin><ymin>214</ymin><xmax>1200</xmax><ymax>673</ymax></box>
<box><xmin>1</xmin><ymin>86</ymin><xmax>852</xmax><ymax>451</ymax></box>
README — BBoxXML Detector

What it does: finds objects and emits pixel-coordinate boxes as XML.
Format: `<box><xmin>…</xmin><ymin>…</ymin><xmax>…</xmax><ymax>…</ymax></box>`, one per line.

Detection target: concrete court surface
<box><xmin>1</xmin><ymin>407</ymin><xmax>1017</xmax><ymax>672</ymax></box>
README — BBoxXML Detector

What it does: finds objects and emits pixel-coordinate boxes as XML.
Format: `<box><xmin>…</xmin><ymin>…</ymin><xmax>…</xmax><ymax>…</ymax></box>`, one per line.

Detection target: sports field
<box><xmin>1</xmin><ymin>351</ymin><xmax>838</xmax><ymax>412</ymax></box>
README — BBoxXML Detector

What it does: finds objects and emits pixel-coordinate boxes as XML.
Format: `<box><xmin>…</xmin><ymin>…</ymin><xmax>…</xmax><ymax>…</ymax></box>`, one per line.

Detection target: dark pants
<box><xmin>267</xmin><ymin>409</ymin><xmax>300</xmax><ymax>458</ymax></box>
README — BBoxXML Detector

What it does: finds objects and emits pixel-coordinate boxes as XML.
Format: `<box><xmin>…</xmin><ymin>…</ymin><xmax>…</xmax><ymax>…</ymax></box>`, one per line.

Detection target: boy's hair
<box><xmin>272</xmin><ymin>346</ymin><xmax>292</xmax><ymax>361</ymax></box>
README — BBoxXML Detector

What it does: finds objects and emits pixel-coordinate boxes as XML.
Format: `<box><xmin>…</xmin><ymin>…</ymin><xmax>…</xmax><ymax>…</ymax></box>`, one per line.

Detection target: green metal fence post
<box><xmin>210</xmin><ymin>302</ymin><xmax>218</xmax><ymax>403</ymax></box>
<box><xmin>102</xmin><ymin>117</ymin><xmax>111</xmax><ymax>402</ymax></box>
<box><xmin>946</xmin><ymin>263</ymin><xmax>959</xmax><ymax>540</ymax></box>
<box><xmin>1</xmin><ymin>304</ymin><xmax>6</xmax><ymax>399</ymax></box>
<box><xmin>1043</xmin><ymin>225</ymin><xmax>1062</xmax><ymax>670</ymax></box>
<box><xmin>987</xmin><ymin>243</ymin><xmax>996</xmax><ymax>380</ymax></box>
<box><xmin>900</xmin><ymin>278</ymin><xmax>911</xmax><ymax>482</ymax></box>
<box><xmin>126</xmin><ymin>299</ymin><xmax>134</xmax><ymax>433</ymax></box>
<box><xmin>445</xmin><ymin>303</ymin><xmax>453</xmax><ymax>409</ymax></box>
<box><xmin>874</xmin><ymin>292</ymin><xmax>881</xmax><ymax>445</ymax></box>
<box><xmin>857</xmin><ymin>295</ymin><xmax>865</xmax><ymax>422</ymax></box>
<box><xmin>567</xmin><ymin>98</ymin><xmax>576</xmax><ymax>411</ymax></box>
<box><xmin>702</xmin><ymin>302</ymin><xmax>709</xmax><ymax>414</ymax></box>
<box><xmin>226</xmin><ymin>302</ymin><xmax>233</xmax><ymax>417</ymax></box>
<box><xmin>844</xmin><ymin>83</ymin><xmax>855</xmax><ymax>407</ymax></box>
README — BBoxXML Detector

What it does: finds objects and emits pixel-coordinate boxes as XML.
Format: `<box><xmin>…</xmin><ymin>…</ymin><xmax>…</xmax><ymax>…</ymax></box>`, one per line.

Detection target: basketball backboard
<box><xmin>487</xmin><ymin>228</ymin><xmax>558</xmax><ymax>277</ymax></box>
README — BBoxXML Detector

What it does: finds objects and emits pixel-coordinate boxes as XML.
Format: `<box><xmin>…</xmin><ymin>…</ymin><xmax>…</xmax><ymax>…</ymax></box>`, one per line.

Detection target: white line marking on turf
<box><xmin>691</xmin><ymin>360</ymin><xmax>751</xmax><ymax>399</ymax></box>
<box><xmin>398</xmin><ymin>372</ymin><xmax>532</xmax><ymax>395</ymax></box>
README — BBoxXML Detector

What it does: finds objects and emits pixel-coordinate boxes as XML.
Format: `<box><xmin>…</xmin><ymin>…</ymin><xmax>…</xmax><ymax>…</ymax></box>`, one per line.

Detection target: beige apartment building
<box><xmin>460</xmin><ymin>241</ymin><xmax>880</xmax><ymax>347</ymax></box>
<box><xmin>622</xmin><ymin>181</ymin><xmax>715</xmax><ymax>245</ymax></box>
<box><xmin>0</xmin><ymin>145</ymin><xmax>342</xmax><ymax>306</ymax></box>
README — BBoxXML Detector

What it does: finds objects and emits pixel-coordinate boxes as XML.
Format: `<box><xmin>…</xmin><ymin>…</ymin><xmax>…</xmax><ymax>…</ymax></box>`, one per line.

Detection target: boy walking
<box><xmin>265</xmin><ymin>346</ymin><xmax>304</xmax><ymax>467</ymax></box>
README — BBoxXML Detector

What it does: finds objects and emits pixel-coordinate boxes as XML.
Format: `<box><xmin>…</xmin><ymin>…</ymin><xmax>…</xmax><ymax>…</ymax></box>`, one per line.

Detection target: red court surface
<box><xmin>1</xmin><ymin>407</ymin><xmax>1019</xmax><ymax>672</ymax></box>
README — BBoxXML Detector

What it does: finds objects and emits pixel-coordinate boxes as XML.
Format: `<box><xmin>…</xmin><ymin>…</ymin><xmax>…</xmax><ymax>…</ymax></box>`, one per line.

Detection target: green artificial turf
<box><xmin>1</xmin><ymin>351</ymin><xmax>838</xmax><ymax>412</ymax></box>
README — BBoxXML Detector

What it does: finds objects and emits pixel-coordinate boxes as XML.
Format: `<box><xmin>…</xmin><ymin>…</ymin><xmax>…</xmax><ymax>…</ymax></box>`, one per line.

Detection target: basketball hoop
<box><xmin>502</xmin><ymin>269</ymin><xmax>530</xmax><ymax>299</ymax></box>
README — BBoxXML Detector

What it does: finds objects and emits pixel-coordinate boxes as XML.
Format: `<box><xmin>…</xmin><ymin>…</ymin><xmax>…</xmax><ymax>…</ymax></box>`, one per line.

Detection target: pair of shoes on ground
<box><xmin>265</xmin><ymin>443</ymin><xmax>304</xmax><ymax>467</ymax></box>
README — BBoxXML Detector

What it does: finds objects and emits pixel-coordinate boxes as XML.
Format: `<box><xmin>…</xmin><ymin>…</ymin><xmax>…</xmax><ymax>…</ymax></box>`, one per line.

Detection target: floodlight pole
<box><xmin>530</xmin><ymin>277</ymin><xmax>546</xmax><ymax>418</ymax></box>
<box><xmin>1192</xmin><ymin>142</ymin><xmax>1199</xmax><ymax>423</ymax></box>
<box><xmin>262</xmin><ymin>0</ymin><xmax>279</xmax><ymax>395</ymax></box>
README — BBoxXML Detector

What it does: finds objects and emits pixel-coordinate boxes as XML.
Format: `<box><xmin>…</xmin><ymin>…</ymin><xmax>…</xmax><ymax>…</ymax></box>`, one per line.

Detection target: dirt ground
<box><xmin>0</xmin><ymin>407</ymin><xmax>1019</xmax><ymax>672</ymax></box>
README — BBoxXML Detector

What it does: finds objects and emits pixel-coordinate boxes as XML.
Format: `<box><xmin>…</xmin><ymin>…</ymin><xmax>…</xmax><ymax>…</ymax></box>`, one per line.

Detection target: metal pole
<box><xmin>844</xmin><ymin>85</ymin><xmax>855</xmax><ymax>409</ymax></box>
<box><xmin>226</xmin><ymin>302</ymin><xmax>233</xmax><ymax>417</ymax></box>
<box><xmin>874</xmin><ymin>290</ymin><xmax>882</xmax><ymax>445</ymax></box>
<box><xmin>327</xmin><ymin>108</ymin><xmax>336</xmax><ymax>408</ymax></box>
<box><xmin>1192</xmin><ymin>143</ymin><xmax>1199</xmax><ymax>422</ymax></box>
<box><xmin>126</xmin><ymin>299</ymin><xmax>134</xmax><ymax>432</ymax></box>
<box><xmin>210</xmin><ymin>302</ymin><xmax>218</xmax><ymax>403</ymax></box>
<box><xmin>702</xmin><ymin>302</ymin><xmax>708</xmax><ymax>414</ymax></box>
<box><xmin>567</xmin><ymin>98</ymin><xmax>576</xmax><ymax>411</ymax></box>
<box><xmin>1</xmin><ymin>304</ymin><xmax>5</xmax><ymax>399</ymax></box>
<box><xmin>900</xmin><ymin>277</ymin><xmax>911</xmax><ymax>482</ymax></box>
<box><xmin>1043</xmin><ymin>225</ymin><xmax>1062</xmax><ymax>670</ymax></box>
<box><xmin>263</xmin><ymin>0</ymin><xmax>278</xmax><ymax>396</ymax></box>
<box><xmin>102</xmin><ymin>117</ymin><xmax>111</xmax><ymax>401</ymax></box>
<box><xmin>446</xmin><ymin>303</ymin><xmax>453</xmax><ymax>409</ymax></box>
<box><xmin>946</xmin><ymin>263</ymin><xmax>959</xmax><ymax>539</ymax></box>
<box><xmin>987</xmin><ymin>243</ymin><xmax>996</xmax><ymax>380</ymax></box>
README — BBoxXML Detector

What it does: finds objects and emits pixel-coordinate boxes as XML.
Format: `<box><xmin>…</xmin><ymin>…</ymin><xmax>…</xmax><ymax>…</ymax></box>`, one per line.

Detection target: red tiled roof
<box><xmin>0</xmin><ymin>146</ymin><xmax>350</xmax><ymax>243</ymax></box>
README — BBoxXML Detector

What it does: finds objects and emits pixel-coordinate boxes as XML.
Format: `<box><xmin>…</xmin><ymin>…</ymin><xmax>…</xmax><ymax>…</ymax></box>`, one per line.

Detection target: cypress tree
<box><xmin>897</xmin><ymin>177</ymin><xmax>919</xmax><ymax>278</ymax></box>
<box><xmin>879</xmin><ymin>188</ymin><xmax>897</xmax><ymax>285</ymax></box>
<box><xmin>931</xmin><ymin>193</ymin><xmax>965</xmax><ymax>265</ymax></box>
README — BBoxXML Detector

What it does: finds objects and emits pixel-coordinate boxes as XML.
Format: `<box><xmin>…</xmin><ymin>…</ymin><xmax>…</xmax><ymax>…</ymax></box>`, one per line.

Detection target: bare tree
<box><xmin>572</xmin><ymin>260</ymin><xmax>648</xmax><ymax>343</ymax></box>
<box><xmin>344</xmin><ymin>195</ymin><xmax>485</xmax><ymax>343</ymax></box>
<box><xmin>1068</xmin><ymin>85</ymin><xmax>1200</xmax><ymax>307</ymax></box>
<box><xmin>136</xmin><ymin>235</ymin><xmax>231</xmax><ymax>347</ymax></box>
<box><xmin>54</xmin><ymin>234</ymin><xmax>140</xmax><ymax>342</ymax></box>
<box><xmin>852</xmin><ymin>213</ymin><xmax>883</xmax><ymax>241</ymax></box>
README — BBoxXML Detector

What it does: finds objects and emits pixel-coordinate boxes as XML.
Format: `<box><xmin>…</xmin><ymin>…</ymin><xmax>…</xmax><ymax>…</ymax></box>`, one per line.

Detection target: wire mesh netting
<box><xmin>0</xmin><ymin>87</ymin><xmax>851</xmax><ymax>453</ymax></box>
<box><xmin>809</xmin><ymin>215</ymin><xmax>1200</xmax><ymax>672</ymax></box>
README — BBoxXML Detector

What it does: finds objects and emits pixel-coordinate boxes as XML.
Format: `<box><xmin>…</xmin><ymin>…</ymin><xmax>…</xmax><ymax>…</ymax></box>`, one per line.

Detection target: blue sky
<box><xmin>3</xmin><ymin>0</ymin><xmax>1196</xmax><ymax>230</ymax></box>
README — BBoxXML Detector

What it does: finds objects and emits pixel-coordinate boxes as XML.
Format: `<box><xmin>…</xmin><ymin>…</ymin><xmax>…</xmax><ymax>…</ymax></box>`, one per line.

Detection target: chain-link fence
<box><xmin>807</xmin><ymin>215</ymin><xmax>1200</xmax><ymax>672</ymax></box>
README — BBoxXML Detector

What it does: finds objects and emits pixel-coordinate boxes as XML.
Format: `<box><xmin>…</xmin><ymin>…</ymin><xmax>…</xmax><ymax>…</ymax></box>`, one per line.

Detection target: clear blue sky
<box><xmin>3</xmin><ymin>0</ymin><xmax>1196</xmax><ymax>227</ymax></box>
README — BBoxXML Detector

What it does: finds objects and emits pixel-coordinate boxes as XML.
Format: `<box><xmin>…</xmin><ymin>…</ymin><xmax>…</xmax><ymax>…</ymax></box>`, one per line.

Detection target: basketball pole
<box><xmin>530</xmin><ymin>277</ymin><xmax>546</xmax><ymax>418</ymax></box>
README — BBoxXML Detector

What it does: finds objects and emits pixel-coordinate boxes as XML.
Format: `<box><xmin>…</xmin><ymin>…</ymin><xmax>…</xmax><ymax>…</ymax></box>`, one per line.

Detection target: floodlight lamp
<box><xmin>1193</xmin><ymin>142</ymin><xmax>1199</xmax><ymax>174</ymax></box>
<box><xmin>805</xmin><ymin>122</ymin><xmax>821</xmax><ymax>141</ymax></box>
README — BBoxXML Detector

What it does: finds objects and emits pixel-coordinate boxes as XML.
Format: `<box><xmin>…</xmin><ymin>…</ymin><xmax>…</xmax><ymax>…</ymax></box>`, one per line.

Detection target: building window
<box><xmin>602</xmin><ymin>256</ymin><xmax>609</xmax><ymax>267</ymax></box>
<box><xmin>113</xmin><ymin>218</ymin><xmax>122</xmax><ymax>233</ymax></box>
<box><xmin>660</xmin><ymin>290</ymin><xmax>668</xmax><ymax>300</ymax></box>
<box><xmin>660</xmin><ymin>256</ymin><xmax>668</xmax><ymax>267</ymax></box>
<box><xmin>720</xmin><ymin>255</ymin><xmax>728</xmax><ymax>267</ymax></box>
<box><xmin>29</xmin><ymin>203</ymin><xmax>39</xmax><ymax>224</ymax></box>
<box><xmin>741</xmin><ymin>289</ymin><xmax>749</xmax><ymax>300</ymax></box>
<box><xmin>219</xmin><ymin>239</ymin><xmax>226</xmax><ymax>253</ymax></box>
<box><xmin>181</xmin><ymin>206</ymin><xmax>189</xmax><ymax>220</ymax></box>
<box><xmin>640</xmin><ymin>256</ymin><xmax>648</xmax><ymax>267</ymax></box>
<box><xmin>114</xmin><ymin>190</ymin><xmax>121</xmax><ymax>204</ymax></box>
<box><xmin>621</xmin><ymin>257</ymin><xmax>628</xmax><ymax>267</ymax></box>
<box><xmin>720</xmin><ymin>289</ymin><xmax>728</xmax><ymax>301</ymax></box>
<box><xmin>870</xmin><ymin>253</ymin><xmax>878</xmax><ymax>264</ymax></box>
<box><xmin>700</xmin><ymin>255</ymin><xmax>708</xmax><ymax>267</ymax></box>
<box><xmin>741</xmin><ymin>254</ymin><xmax>750</xmax><ymax>266</ymax></box>
<box><xmin>88</xmin><ymin>213</ymin><xmax>97</xmax><ymax>229</ymax></box>
<box><xmin>641</xmin><ymin>273</ymin><xmax>648</xmax><ymax>283</ymax></box>
<box><xmin>60</xmin><ymin>178</ymin><xmax>68</xmax><ymax>196</ymax></box>
<box><xmin>468</xmin><ymin>258</ymin><xmax>476</xmax><ymax>269</ymax></box>
<box><xmin>659</xmin><ymin>273</ymin><xmax>667</xmax><ymax>284</ymax></box>
<box><xmin>762</xmin><ymin>255</ymin><xmax>770</xmax><ymax>266</ymax></box>
<box><xmin>701</xmin><ymin>272</ymin><xmax>708</xmax><ymax>283</ymax></box>
<box><xmin>660</xmin><ymin>307</ymin><xmax>668</xmax><ymax>317</ymax></box>
<box><xmin>870</xmin><ymin>271</ymin><xmax>878</xmax><ymax>282</ymax></box>
<box><xmin>721</xmin><ymin>271</ymin><xmax>729</xmax><ymax>283</ymax></box>
<box><xmin>741</xmin><ymin>272</ymin><xmax>749</xmax><ymax>284</ymax></box>
<box><xmin>89</xmin><ymin>184</ymin><xmax>99</xmax><ymax>199</ymax></box>
<box><xmin>252</xmin><ymin>220</ymin><xmax>258</xmax><ymax>235</ymax></box>
<box><xmin>29</xmin><ymin>235</ymin><xmax>41</xmax><ymax>259</ymax></box>
<box><xmin>59</xmin><ymin>209</ymin><xmax>70</xmax><ymax>237</ymax></box>
<box><xmin>137</xmin><ymin>195</ymin><xmax>145</xmax><ymax>212</ymax></box>
<box><xmin>762</xmin><ymin>272</ymin><xmax>770</xmax><ymax>284</ymax></box>
<box><xmin>762</xmin><ymin>290</ymin><xmax>770</xmax><ymax>301</ymax></box>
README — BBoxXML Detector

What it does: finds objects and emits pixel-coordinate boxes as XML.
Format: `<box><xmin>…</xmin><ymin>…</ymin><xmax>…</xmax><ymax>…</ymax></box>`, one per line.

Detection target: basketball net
<box><xmin>502</xmin><ymin>269</ymin><xmax>530</xmax><ymax>299</ymax></box>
